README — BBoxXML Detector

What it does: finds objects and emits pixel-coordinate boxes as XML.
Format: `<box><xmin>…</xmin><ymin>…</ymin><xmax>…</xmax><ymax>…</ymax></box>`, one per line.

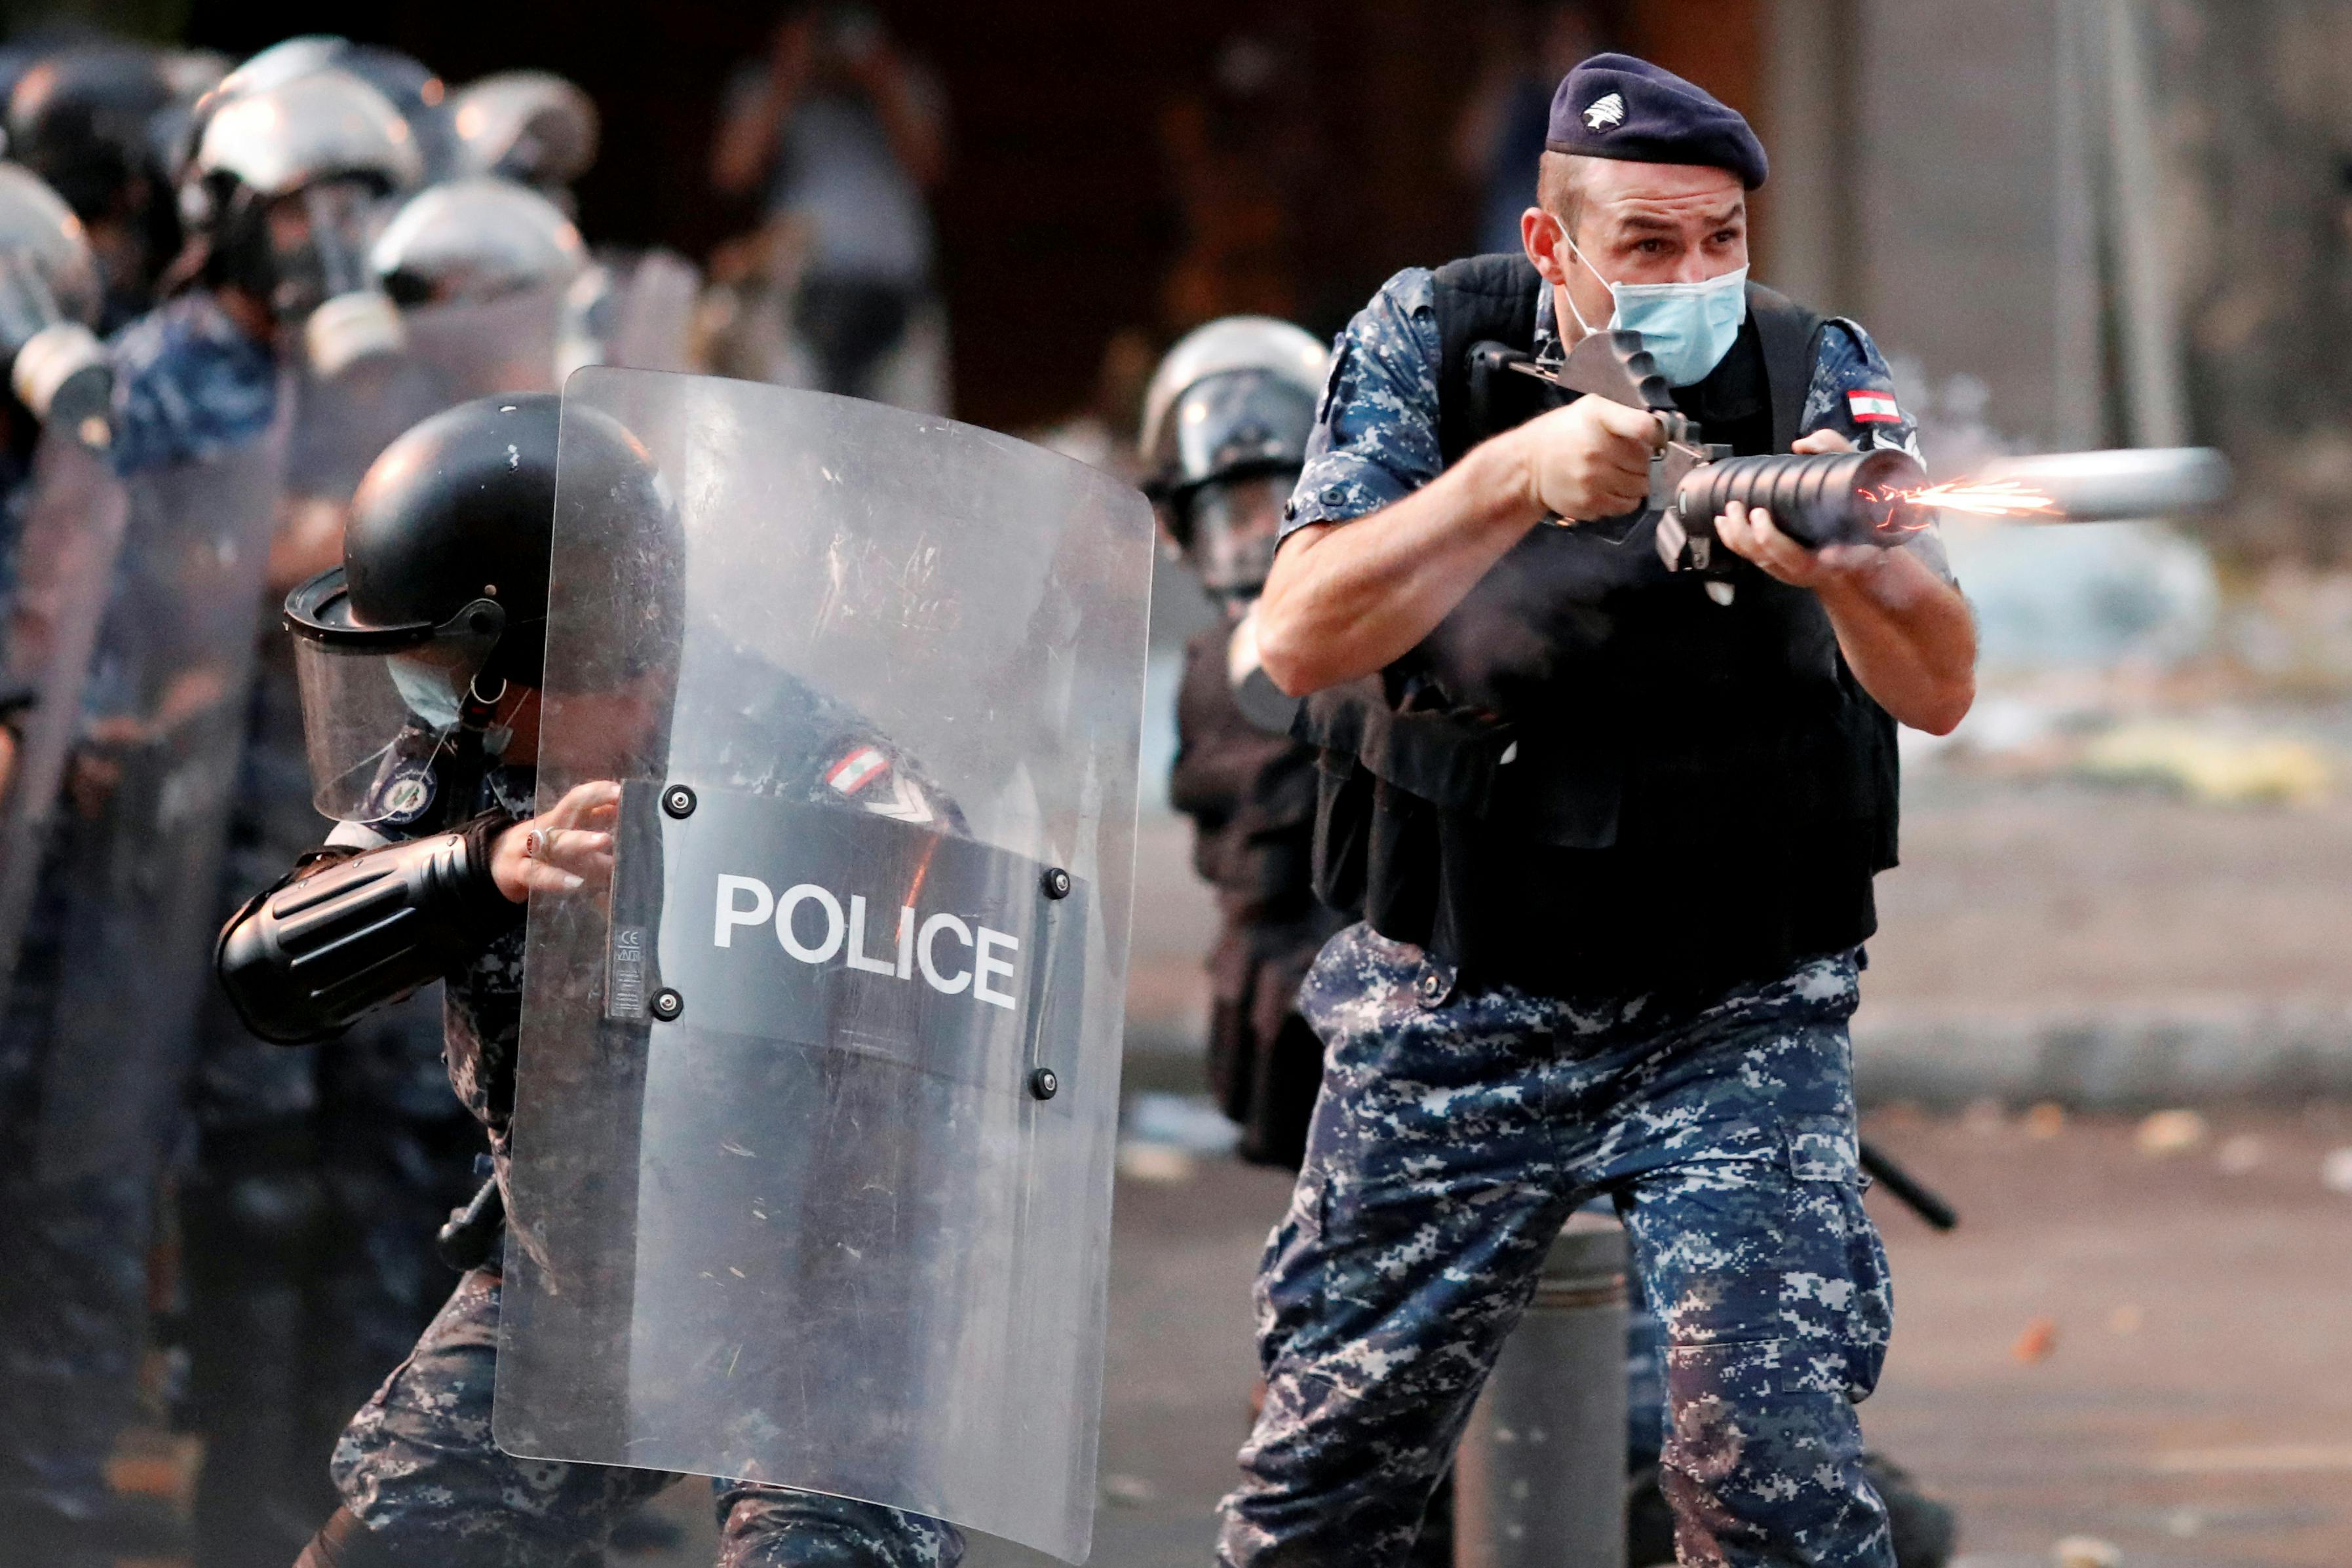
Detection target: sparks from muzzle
<box><xmin>1867</xmin><ymin>476</ymin><xmax>2063</xmax><ymax>522</ymax></box>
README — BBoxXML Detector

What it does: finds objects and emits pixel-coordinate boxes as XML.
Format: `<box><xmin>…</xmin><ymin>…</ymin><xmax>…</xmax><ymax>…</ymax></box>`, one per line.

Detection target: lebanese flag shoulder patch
<box><xmin>826</xmin><ymin>744</ymin><xmax>891</xmax><ymax>797</ymax></box>
<box><xmin>1847</xmin><ymin>389</ymin><xmax>1902</xmax><ymax>425</ymax></box>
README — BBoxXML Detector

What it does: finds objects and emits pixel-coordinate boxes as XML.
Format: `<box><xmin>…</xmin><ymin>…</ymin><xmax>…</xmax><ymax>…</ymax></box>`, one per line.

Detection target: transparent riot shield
<box><xmin>604</xmin><ymin>249</ymin><xmax>699</xmax><ymax>371</ymax></box>
<box><xmin>286</xmin><ymin>350</ymin><xmax>452</xmax><ymax>507</ymax></box>
<box><xmin>29</xmin><ymin>415</ymin><xmax>290</xmax><ymax>1183</ymax></box>
<box><xmin>403</xmin><ymin>280</ymin><xmax>567</xmax><ymax>401</ymax></box>
<box><xmin>498</xmin><ymin>370</ymin><xmax>1153</xmax><ymax>1564</ymax></box>
<box><xmin>0</xmin><ymin>423</ymin><xmax>132</xmax><ymax>976</ymax></box>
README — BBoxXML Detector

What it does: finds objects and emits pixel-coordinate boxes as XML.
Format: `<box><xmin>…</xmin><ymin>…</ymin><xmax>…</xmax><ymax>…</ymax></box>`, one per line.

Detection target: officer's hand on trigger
<box><xmin>491</xmin><ymin>779</ymin><xmax>621</xmax><ymax>904</ymax></box>
<box><xmin>1516</xmin><ymin>395</ymin><xmax>1661</xmax><ymax>524</ymax></box>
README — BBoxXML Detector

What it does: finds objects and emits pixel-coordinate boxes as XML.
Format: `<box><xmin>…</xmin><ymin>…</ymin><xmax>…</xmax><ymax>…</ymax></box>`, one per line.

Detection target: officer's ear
<box><xmin>1521</xmin><ymin>206</ymin><xmax>1573</xmax><ymax>288</ymax></box>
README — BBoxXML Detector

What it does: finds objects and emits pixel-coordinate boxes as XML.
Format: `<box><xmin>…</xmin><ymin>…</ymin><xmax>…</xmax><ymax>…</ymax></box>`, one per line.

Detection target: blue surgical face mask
<box><xmin>1558</xmin><ymin>224</ymin><xmax>1749</xmax><ymax>389</ymax></box>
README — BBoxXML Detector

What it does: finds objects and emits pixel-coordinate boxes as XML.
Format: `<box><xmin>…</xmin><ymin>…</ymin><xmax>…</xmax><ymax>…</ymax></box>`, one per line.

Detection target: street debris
<box><xmin>2052</xmin><ymin>1535</ymin><xmax>2123</xmax><ymax>1568</ymax></box>
<box><xmin>2013</xmin><ymin>1315</ymin><xmax>2060</xmax><ymax>1364</ymax></box>
<box><xmin>2134</xmin><ymin>1109</ymin><xmax>2208</xmax><ymax>1157</ymax></box>
<box><xmin>2214</xmin><ymin>1134</ymin><xmax>2265</xmax><ymax>1175</ymax></box>
<box><xmin>1117</xmin><ymin>1143</ymin><xmax>1198</xmax><ymax>1185</ymax></box>
<box><xmin>2078</xmin><ymin>721</ymin><xmax>2333</xmax><ymax>806</ymax></box>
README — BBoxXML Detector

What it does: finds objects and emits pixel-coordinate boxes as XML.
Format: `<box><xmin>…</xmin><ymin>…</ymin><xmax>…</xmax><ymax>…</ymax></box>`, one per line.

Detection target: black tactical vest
<box><xmin>1296</xmin><ymin>252</ymin><xmax>1900</xmax><ymax>998</ymax></box>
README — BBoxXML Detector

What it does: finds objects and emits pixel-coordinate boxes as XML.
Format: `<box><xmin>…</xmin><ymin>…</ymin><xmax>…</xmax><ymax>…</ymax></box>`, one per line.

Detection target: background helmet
<box><xmin>1141</xmin><ymin>316</ymin><xmax>1327</xmax><ymax>497</ymax></box>
<box><xmin>183</xmin><ymin>66</ymin><xmax>423</xmax><ymax>372</ymax></box>
<box><xmin>5</xmin><ymin>45</ymin><xmax>174</xmax><ymax>224</ymax></box>
<box><xmin>0</xmin><ymin>159</ymin><xmax>109</xmax><ymax>428</ymax></box>
<box><xmin>370</xmin><ymin>176</ymin><xmax>585</xmax><ymax>306</ymax></box>
<box><xmin>6</xmin><ymin>45</ymin><xmax>182</xmax><ymax>323</ymax></box>
<box><xmin>1139</xmin><ymin>316</ymin><xmax>1328</xmax><ymax>597</ymax></box>
<box><xmin>446</xmin><ymin>71</ymin><xmax>598</xmax><ymax>195</ymax></box>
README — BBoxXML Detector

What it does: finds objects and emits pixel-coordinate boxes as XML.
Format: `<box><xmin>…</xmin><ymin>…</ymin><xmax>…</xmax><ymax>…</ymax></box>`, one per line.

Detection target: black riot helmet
<box><xmin>284</xmin><ymin>392</ymin><xmax>677</xmax><ymax>819</ymax></box>
<box><xmin>5</xmin><ymin>46</ymin><xmax>181</xmax><ymax>322</ymax></box>
<box><xmin>1138</xmin><ymin>315</ymin><xmax>1328</xmax><ymax>603</ymax></box>
<box><xmin>6</xmin><ymin>46</ymin><xmax>175</xmax><ymax>221</ymax></box>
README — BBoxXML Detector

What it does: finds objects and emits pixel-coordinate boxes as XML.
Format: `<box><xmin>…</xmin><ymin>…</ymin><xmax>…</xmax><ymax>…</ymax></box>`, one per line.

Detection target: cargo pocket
<box><xmin>1779</xmin><ymin>1114</ymin><xmax>1891</xmax><ymax>1402</ymax></box>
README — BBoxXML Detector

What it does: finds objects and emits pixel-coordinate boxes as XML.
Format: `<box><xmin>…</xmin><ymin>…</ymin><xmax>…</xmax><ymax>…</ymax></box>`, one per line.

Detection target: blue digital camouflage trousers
<box><xmin>332</xmin><ymin>1265</ymin><xmax>964</xmax><ymax>1567</ymax></box>
<box><xmin>1218</xmin><ymin>925</ymin><xmax>1894</xmax><ymax>1568</ymax></box>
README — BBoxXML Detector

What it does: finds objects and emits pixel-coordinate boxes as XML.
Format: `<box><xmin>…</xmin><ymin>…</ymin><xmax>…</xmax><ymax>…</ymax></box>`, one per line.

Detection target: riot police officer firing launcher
<box><xmin>1218</xmin><ymin>54</ymin><xmax>1976</xmax><ymax>1568</ymax></box>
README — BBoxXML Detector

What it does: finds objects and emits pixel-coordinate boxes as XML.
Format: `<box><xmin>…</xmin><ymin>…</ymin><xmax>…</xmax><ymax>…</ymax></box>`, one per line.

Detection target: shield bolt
<box><xmin>662</xmin><ymin>785</ymin><xmax>697</xmax><ymax>819</ymax></box>
<box><xmin>650</xmin><ymin>988</ymin><xmax>684</xmax><ymax>1022</ymax></box>
<box><xmin>1040</xmin><ymin>867</ymin><xmax>1073</xmax><ymax>900</ymax></box>
<box><xmin>1028</xmin><ymin>1067</ymin><xmax>1060</xmax><ymax>1100</ymax></box>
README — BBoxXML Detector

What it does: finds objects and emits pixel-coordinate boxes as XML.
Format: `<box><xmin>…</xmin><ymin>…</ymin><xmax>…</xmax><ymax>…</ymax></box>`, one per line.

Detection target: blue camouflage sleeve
<box><xmin>1799</xmin><ymin>317</ymin><xmax>1956</xmax><ymax>584</ymax></box>
<box><xmin>1279</xmin><ymin>268</ymin><xmax>1446</xmax><ymax>542</ymax></box>
<box><xmin>106</xmin><ymin>292</ymin><xmax>279</xmax><ymax>479</ymax></box>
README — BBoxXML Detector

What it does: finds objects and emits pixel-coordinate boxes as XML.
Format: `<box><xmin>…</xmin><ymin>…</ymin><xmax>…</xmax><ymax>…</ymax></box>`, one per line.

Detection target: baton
<box><xmin>1858</xmin><ymin>1139</ymin><xmax>1958</xmax><ymax>1231</ymax></box>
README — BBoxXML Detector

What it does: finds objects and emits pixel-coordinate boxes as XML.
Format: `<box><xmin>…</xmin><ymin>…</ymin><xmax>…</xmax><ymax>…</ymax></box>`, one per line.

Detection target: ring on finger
<box><xmin>524</xmin><ymin>829</ymin><xmax>545</xmax><ymax>859</ymax></box>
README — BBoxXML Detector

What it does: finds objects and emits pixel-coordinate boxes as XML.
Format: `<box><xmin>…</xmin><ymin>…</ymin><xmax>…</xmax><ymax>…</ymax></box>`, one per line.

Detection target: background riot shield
<box><xmin>602</xmin><ymin>249</ymin><xmax>699</xmax><ymax>372</ymax></box>
<box><xmin>0</xmin><ymin>425</ymin><xmax>132</xmax><ymax>978</ymax></box>
<box><xmin>30</xmin><ymin>418</ymin><xmax>289</xmax><ymax>1183</ymax></box>
<box><xmin>403</xmin><ymin>280</ymin><xmax>567</xmax><ymax>400</ymax></box>
<box><xmin>285</xmin><ymin>351</ymin><xmax>452</xmax><ymax>507</ymax></box>
<box><xmin>500</xmin><ymin>370</ymin><xmax>1153</xmax><ymax>1563</ymax></box>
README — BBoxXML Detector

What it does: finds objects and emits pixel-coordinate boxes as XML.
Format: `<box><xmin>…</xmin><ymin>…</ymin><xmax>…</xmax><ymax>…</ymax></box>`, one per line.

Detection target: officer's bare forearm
<box><xmin>1256</xmin><ymin>438</ymin><xmax>1546</xmax><ymax>695</ymax></box>
<box><xmin>1817</xmin><ymin>552</ymin><xmax>1976</xmax><ymax>736</ymax></box>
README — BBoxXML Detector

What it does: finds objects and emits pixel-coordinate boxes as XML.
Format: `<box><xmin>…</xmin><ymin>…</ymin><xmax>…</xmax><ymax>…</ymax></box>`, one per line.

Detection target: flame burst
<box><xmin>1881</xmin><ymin>478</ymin><xmax>2063</xmax><ymax>520</ymax></box>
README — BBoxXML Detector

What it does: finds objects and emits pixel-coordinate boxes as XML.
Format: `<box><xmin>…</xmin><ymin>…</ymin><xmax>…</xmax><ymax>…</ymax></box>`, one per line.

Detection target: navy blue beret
<box><xmin>1545</xmin><ymin>52</ymin><xmax>1767</xmax><ymax>189</ymax></box>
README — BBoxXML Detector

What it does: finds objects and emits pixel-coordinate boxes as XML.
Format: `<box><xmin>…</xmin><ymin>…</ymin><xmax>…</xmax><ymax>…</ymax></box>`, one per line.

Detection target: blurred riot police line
<box><xmin>0</xmin><ymin>31</ymin><xmax>399</xmax><ymax>1559</ymax></box>
<box><xmin>703</xmin><ymin>3</ymin><xmax>950</xmax><ymax>410</ymax></box>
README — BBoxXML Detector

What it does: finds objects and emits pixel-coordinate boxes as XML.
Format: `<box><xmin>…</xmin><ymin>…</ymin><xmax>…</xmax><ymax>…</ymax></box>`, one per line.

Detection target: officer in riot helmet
<box><xmin>1144</xmin><ymin>316</ymin><xmax>1327</xmax><ymax>617</ymax></box>
<box><xmin>0</xmin><ymin>126</ymin><xmax>284</xmax><ymax>1568</ymax></box>
<box><xmin>1141</xmin><ymin>316</ymin><xmax>1343</xmax><ymax>1171</ymax></box>
<box><xmin>168</xmin><ymin>65</ymin><xmax>422</xmax><ymax>388</ymax></box>
<box><xmin>217</xmin><ymin>393</ymin><xmax>964</xmax><ymax>1567</ymax></box>
<box><xmin>5</xmin><ymin>45</ymin><xmax>182</xmax><ymax>330</ymax></box>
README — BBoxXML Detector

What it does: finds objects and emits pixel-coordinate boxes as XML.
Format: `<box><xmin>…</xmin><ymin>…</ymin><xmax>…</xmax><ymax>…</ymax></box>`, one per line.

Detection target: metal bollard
<box><xmin>1454</xmin><ymin>1213</ymin><xmax>1629</xmax><ymax>1568</ymax></box>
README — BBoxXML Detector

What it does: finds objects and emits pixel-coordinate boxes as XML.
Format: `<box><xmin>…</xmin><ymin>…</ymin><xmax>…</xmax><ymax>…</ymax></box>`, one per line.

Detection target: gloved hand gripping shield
<box><xmin>497</xmin><ymin>370</ymin><xmax>1153</xmax><ymax>1564</ymax></box>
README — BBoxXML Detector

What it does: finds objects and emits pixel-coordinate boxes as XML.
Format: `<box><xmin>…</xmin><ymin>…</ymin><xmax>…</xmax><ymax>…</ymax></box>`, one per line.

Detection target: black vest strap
<box><xmin>1433</xmin><ymin>252</ymin><xmax>1548</xmax><ymax>469</ymax></box>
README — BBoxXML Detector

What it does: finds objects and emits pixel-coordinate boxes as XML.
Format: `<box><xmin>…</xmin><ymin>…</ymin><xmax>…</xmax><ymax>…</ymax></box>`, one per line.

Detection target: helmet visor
<box><xmin>1183</xmin><ymin>472</ymin><xmax>1292</xmax><ymax>600</ymax></box>
<box><xmin>286</xmin><ymin>567</ymin><xmax>507</xmax><ymax>823</ymax></box>
<box><xmin>293</xmin><ymin>630</ymin><xmax>503</xmax><ymax>823</ymax></box>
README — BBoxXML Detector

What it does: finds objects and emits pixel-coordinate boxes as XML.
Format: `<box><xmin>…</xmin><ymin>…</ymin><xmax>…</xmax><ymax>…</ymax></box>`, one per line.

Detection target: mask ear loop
<box><xmin>1553</xmin><ymin>217</ymin><xmax>1602</xmax><ymax>339</ymax></box>
<box><xmin>460</xmin><ymin>673</ymin><xmax>509</xmax><ymax>735</ymax></box>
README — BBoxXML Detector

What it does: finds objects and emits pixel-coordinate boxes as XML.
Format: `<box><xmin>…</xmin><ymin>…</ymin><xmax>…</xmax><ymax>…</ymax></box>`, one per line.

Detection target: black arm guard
<box><xmin>216</xmin><ymin>812</ymin><xmax>521</xmax><ymax>1044</ymax></box>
